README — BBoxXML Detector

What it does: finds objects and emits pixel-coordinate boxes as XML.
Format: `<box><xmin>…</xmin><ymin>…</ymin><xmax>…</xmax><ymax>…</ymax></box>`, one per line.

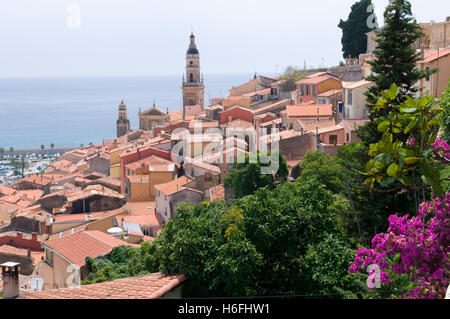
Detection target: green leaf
<box><xmin>386</xmin><ymin>163</ymin><xmax>399</xmax><ymax>177</ymax></box>
<box><xmin>387</xmin><ymin>84</ymin><xmax>398</xmax><ymax>100</ymax></box>
<box><xmin>377</xmin><ymin>121</ymin><xmax>390</xmax><ymax>132</ymax></box>
<box><xmin>402</xmin><ymin>108</ymin><xmax>417</xmax><ymax>114</ymax></box>
<box><xmin>380</xmin><ymin>176</ymin><xmax>396</xmax><ymax>187</ymax></box>
<box><xmin>439</xmin><ymin>167</ymin><xmax>450</xmax><ymax>180</ymax></box>
<box><xmin>403</xmin><ymin>157</ymin><xmax>420</xmax><ymax>165</ymax></box>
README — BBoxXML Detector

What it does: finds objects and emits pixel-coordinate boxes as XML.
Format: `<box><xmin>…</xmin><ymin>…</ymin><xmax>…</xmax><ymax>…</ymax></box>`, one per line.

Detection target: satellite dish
<box><xmin>107</xmin><ymin>227</ymin><xmax>123</xmax><ymax>234</ymax></box>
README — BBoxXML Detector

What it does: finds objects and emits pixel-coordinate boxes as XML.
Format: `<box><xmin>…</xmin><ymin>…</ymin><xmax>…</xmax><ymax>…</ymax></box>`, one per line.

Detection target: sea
<box><xmin>0</xmin><ymin>74</ymin><xmax>259</xmax><ymax>149</ymax></box>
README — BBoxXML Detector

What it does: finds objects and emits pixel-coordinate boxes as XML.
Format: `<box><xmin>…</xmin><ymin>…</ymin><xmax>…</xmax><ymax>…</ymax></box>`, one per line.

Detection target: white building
<box><xmin>342</xmin><ymin>80</ymin><xmax>373</xmax><ymax>119</ymax></box>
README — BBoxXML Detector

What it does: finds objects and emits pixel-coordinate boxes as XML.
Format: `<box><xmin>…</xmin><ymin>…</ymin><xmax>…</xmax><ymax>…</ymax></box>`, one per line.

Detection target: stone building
<box><xmin>138</xmin><ymin>103</ymin><xmax>170</xmax><ymax>131</ymax></box>
<box><xmin>116</xmin><ymin>100</ymin><xmax>130</xmax><ymax>138</ymax></box>
<box><xmin>182</xmin><ymin>33</ymin><xmax>205</xmax><ymax>119</ymax></box>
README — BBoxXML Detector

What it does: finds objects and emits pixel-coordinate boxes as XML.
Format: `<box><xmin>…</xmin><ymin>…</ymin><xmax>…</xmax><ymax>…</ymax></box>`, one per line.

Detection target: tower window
<box><xmin>190</xmin><ymin>73</ymin><xmax>193</xmax><ymax>82</ymax></box>
<box><xmin>190</xmin><ymin>61</ymin><xmax>193</xmax><ymax>65</ymax></box>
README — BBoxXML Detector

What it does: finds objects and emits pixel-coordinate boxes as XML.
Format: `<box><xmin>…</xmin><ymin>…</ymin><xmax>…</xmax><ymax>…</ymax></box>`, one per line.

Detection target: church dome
<box><xmin>187</xmin><ymin>47</ymin><xmax>199</xmax><ymax>54</ymax></box>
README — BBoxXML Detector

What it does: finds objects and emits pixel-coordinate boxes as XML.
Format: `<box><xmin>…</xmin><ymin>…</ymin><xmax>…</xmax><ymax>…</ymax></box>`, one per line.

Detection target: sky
<box><xmin>0</xmin><ymin>0</ymin><xmax>448</xmax><ymax>78</ymax></box>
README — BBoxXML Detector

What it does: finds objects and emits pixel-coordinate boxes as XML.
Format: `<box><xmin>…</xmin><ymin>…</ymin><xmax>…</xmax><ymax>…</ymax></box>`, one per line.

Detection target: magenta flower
<box><xmin>349</xmin><ymin>192</ymin><xmax>450</xmax><ymax>299</ymax></box>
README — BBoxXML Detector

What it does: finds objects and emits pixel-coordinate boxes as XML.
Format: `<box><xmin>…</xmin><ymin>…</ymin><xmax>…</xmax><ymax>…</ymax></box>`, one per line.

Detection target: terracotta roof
<box><xmin>125</xmin><ymin>202</ymin><xmax>155</xmax><ymax>215</ymax></box>
<box><xmin>118</xmin><ymin>213</ymin><xmax>162</xmax><ymax>227</ymax></box>
<box><xmin>317</xmin><ymin>124</ymin><xmax>345</xmax><ymax>134</ymax></box>
<box><xmin>286</xmin><ymin>104</ymin><xmax>333</xmax><ymax>117</ymax></box>
<box><xmin>295</xmin><ymin>73</ymin><xmax>340</xmax><ymax>85</ymax></box>
<box><xmin>209</xmin><ymin>184</ymin><xmax>225</xmax><ymax>202</ymax></box>
<box><xmin>19</xmin><ymin>273</ymin><xmax>186</xmax><ymax>299</ymax></box>
<box><xmin>154</xmin><ymin>176</ymin><xmax>193</xmax><ymax>196</ymax></box>
<box><xmin>317</xmin><ymin>89</ymin><xmax>342</xmax><ymax>97</ymax></box>
<box><xmin>0</xmin><ymin>185</ymin><xmax>17</xmax><ymax>196</ymax></box>
<box><xmin>125</xmin><ymin>155</ymin><xmax>172</xmax><ymax>171</ymax></box>
<box><xmin>42</xmin><ymin>230</ymin><xmax>136</xmax><ymax>267</ymax></box>
<box><xmin>419</xmin><ymin>48</ymin><xmax>450</xmax><ymax>63</ymax></box>
<box><xmin>295</xmin><ymin>119</ymin><xmax>336</xmax><ymax>132</ymax></box>
<box><xmin>188</xmin><ymin>121</ymin><xmax>219</xmax><ymax>129</ymax></box>
<box><xmin>342</xmin><ymin>80</ymin><xmax>372</xmax><ymax>89</ymax></box>
<box><xmin>339</xmin><ymin>119</ymin><xmax>370</xmax><ymax>131</ymax></box>
<box><xmin>0</xmin><ymin>245</ymin><xmax>44</xmax><ymax>265</ymax></box>
<box><xmin>127</xmin><ymin>175</ymin><xmax>150</xmax><ymax>184</ymax></box>
<box><xmin>223</xmin><ymin>119</ymin><xmax>254</xmax><ymax>129</ymax></box>
<box><xmin>252</xmin><ymin>99</ymin><xmax>290</xmax><ymax>114</ymax></box>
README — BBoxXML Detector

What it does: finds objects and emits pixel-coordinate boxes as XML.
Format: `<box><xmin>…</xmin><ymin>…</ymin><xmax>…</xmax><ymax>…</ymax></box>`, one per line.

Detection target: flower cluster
<box><xmin>433</xmin><ymin>138</ymin><xmax>450</xmax><ymax>161</ymax></box>
<box><xmin>350</xmin><ymin>192</ymin><xmax>450</xmax><ymax>299</ymax></box>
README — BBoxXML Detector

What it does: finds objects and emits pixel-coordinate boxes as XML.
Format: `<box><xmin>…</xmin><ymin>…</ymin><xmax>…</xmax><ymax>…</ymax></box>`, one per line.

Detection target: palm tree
<box><xmin>41</xmin><ymin>144</ymin><xmax>45</xmax><ymax>151</ymax></box>
<box><xmin>9</xmin><ymin>146</ymin><xmax>14</xmax><ymax>154</ymax></box>
<box><xmin>50</xmin><ymin>143</ymin><xmax>54</xmax><ymax>150</ymax></box>
<box><xmin>20</xmin><ymin>157</ymin><xmax>28</xmax><ymax>178</ymax></box>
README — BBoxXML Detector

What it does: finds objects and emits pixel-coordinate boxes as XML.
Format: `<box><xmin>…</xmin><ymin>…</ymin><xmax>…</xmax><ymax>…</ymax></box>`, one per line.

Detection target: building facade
<box><xmin>116</xmin><ymin>101</ymin><xmax>130</xmax><ymax>138</ymax></box>
<box><xmin>138</xmin><ymin>103</ymin><xmax>170</xmax><ymax>131</ymax></box>
<box><xmin>182</xmin><ymin>33</ymin><xmax>205</xmax><ymax>119</ymax></box>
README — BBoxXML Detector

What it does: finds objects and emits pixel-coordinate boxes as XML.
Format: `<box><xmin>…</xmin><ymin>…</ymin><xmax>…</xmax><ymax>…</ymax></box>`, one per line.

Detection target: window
<box><xmin>346</xmin><ymin>133</ymin><xmax>350</xmax><ymax>142</ymax></box>
<box><xmin>329</xmin><ymin>135</ymin><xmax>338</xmax><ymax>145</ymax></box>
<box><xmin>312</xmin><ymin>85</ymin><xmax>316</xmax><ymax>96</ymax></box>
<box><xmin>306</xmin><ymin>85</ymin><xmax>310</xmax><ymax>96</ymax></box>
<box><xmin>45</xmin><ymin>249</ymin><xmax>53</xmax><ymax>266</ymax></box>
<box><xmin>347</xmin><ymin>90</ymin><xmax>353</xmax><ymax>105</ymax></box>
<box><xmin>190</xmin><ymin>73</ymin><xmax>193</xmax><ymax>82</ymax></box>
<box><xmin>426</xmin><ymin>67</ymin><xmax>430</xmax><ymax>81</ymax></box>
<box><xmin>299</xmin><ymin>85</ymin><xmax>304</xmax><ymax>96</ymax></box>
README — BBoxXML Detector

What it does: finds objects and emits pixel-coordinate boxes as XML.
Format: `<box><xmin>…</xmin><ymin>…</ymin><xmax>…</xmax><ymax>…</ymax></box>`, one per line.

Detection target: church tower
<box><xmin>182</xmin><ymin>33</ymin><xmax>205</xmax><ymax>119</ymax></box>
<box><xmin>116</xmin><ymin>100</ymin><xmax>130</xmax><ymax>138</ymax></box>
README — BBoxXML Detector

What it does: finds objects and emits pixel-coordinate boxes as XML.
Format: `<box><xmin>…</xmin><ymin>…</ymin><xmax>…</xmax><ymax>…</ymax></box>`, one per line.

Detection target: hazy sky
<box><xmin>0</xmin><ymin>0</ymin><xmax>448</xmax><ymax>77</ymax></box>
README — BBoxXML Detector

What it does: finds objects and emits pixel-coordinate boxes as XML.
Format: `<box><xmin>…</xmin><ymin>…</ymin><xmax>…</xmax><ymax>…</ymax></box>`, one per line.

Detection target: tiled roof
<box><xmin>295</xmin><ymin>119</ymin><xmax>336</xmax><ymax>132</ymax></box>
<box><xmin>317</xmin><ymin>89</ymin><xmax>342</xmax><ymax>97</ymax></box>
<box><xmin>209</xmin><ymin>184</ymin><xmax>225</xmax><ymax>202</ymax></box>
<box><xmin>339</xmin><ymin>119</ymin><xmax>370</xmax><ymax>131</ymax></box>
<box><xmin>127</xmin><ymin>175</ymin><xmax>150</xmax><ymax>184</ymax></box>
<box><xmin>287</xmin><ymin>104</ymin><xmax>333</xmax><ymax>117</ymax></box>
<box><xmin>118</xmin><ymin>213</ymin><xmax>162</xmax><ymax>227</ymax></box>
<box><xmin>154</xmin><ymin>176</ymin><xmax>193</xmax><ymax>196</ymax></box>
<box><xmin>223</xmin><ymin>119</ymin><xmax>254</xmax><ymax>129</ymax></box>
<box><xmin>295</xmin><ymin>73</ymin><xmax>340</xmax><ymax>85</ymax></box>
<box><xmin>419</xmin><ymin>48</ymin><xmax>450</xmax><ymax>63</ymax></box>
<box><xmin>125</xmin><ymin>202</ymin><xmax>155</xmax><ymax>215</ymax></box>
<box><xmin>188</xmin><ymin>121</ymin><xmax>219</xmax><ymax>129</ymax></box>
<box><xmin>42</xmin><ymin>230</ymin><xmax>136</xmax><ymax>267</ymax></box>
<box><xmin>0</xmin><ymin>185</ymin><xmax>17</xmax><ymax>196</ymax></box>
<box><xmin>317</xmin><ymin>124</ymin><xmax>345</xmax><ymax>134</ymax></box>
<box><xmin>19</xmin><ymin>273</ymin><xmax>186</xmax><ymax>299</ymax></box>
<box><xmin>342</xmin><ymin>80</ymin><xmax>372</xmax><ymax>89</ymax></box>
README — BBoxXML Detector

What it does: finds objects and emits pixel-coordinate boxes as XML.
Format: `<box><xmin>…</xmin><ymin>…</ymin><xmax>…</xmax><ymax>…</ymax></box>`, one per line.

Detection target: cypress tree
<box><xmin>338</xmin><ymin>0</ymin><xmax>375</xmax><ymax>60</ymax></box>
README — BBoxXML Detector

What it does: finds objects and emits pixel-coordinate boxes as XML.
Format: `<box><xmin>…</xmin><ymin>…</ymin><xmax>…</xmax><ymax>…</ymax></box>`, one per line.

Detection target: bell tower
<box><xmin>182</xmin><ymin>32</ymin><xmax>204</xmax><ymax>119</ymax></box>
<box><xmin>116</xmin><ymin>100</ymin><xmax>130</xmax><ymax>138</ymax></box>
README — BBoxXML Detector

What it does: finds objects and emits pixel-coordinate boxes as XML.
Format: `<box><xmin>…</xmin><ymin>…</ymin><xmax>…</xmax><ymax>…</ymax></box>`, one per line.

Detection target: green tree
<box><xmin>154</xmin><ymin>179</ymin><xmax>356</xmax><ymax>297</ymax></box>
<box><xmin>0</xmin><ymin>147</ymin><xmax>4</xmax><ymax>158</ymax></box>
<box><xmin>9</xmin><ymin>147</ymin><xmax>13</xmax><ymax>154</ymax></box>
<box><xmin>338</xmin><ymin>0</ymin><xmax>375</xmax><ymax>59</ymax></box>
<box><xmin>280</xmin><ymin>65</ymin><xmax>308</xmax><ymax>92</ymax></box>
<box><xmin>295</xmin><ymin>150</ymin><xmax>345</xmax><ymax>194</ymax></box>
<box><xmin>364</xmin><ymin>84</ymin><xmax>447</xmax><ymax>196</ymax></box>
<box><xmin>359</xmin><ymin>0</ymin><xmax>436</xmax><ymax>144</ymax></box>
<box><xmin>224</xmin><ymin>151</ymin><xmax>288</xmax><ymax>199</ymax></box>
<box><xmin>50</xmin><ymin>143</ymin><xmax>55</xmax><ymax>150</ymax></box>
<box><xmin>438</xmin><ymin>80</ymin><xmax>450</xmax><ymax>143</ymax></box>
<box><xmin>335</xmin><ymin>142</ymin><xmax>418</xmax><ymax>244</ymax></box>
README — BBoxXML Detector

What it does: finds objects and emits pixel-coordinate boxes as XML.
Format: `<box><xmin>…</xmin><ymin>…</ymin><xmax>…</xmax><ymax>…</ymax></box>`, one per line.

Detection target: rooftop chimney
<box><xmin>1</xmin><ymin>262</ymin><xmax>21</xmax><ymax>299</ymax></box>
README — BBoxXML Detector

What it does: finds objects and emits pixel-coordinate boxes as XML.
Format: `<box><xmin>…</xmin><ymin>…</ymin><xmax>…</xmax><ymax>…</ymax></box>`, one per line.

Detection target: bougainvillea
<box><xmin>350</xmin><ymin>192</ymin><xmax>449</xmax><ymax>299</ymax></box>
